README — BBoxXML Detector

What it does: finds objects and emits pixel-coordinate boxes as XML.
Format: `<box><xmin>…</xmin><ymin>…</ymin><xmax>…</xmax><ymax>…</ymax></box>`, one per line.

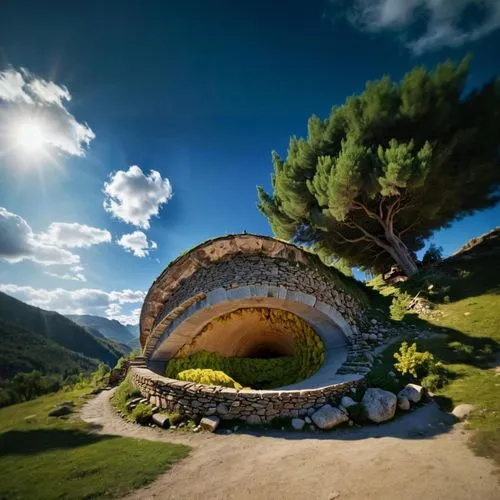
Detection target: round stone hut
<box><xmin>132</xmin><ymin>234</ymin><xmax>371</xmax><ymax>423</ymax></box>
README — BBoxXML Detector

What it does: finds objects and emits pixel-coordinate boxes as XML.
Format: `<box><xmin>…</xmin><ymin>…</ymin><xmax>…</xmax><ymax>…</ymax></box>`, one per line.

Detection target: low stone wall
<box><xmin>131</xmin><ymin>367</ymin><xmax>363</xmax><ymax>423</ymax></box>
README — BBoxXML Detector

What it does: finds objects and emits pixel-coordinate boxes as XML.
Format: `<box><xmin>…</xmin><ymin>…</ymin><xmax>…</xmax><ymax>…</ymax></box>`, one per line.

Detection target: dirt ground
<box><xmin>81</xmin><ymin>390</ymin><xmax>499</xmax><ymax>500</ymax></box>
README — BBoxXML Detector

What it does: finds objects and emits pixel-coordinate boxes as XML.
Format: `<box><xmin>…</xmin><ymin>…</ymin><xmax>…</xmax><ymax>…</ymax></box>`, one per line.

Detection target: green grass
<box><xmin>0</xmin><ymin>387</ymin><xmax>190</xmax><ymax>499</ymax></box>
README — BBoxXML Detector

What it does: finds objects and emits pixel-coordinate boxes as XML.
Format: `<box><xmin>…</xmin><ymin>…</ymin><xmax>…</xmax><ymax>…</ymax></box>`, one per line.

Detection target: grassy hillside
<box><xmin>0</xmin><ymin>319</ymin><xmax>99</xmax><ymax>381</ymax></box>
<box><xmin>0</xmin><ymin>292</ymin><xmax>130</xmax><ymax>372</ymax></box>
<box><xmin>0</xmin><ymin>386</ymin><xmax>189</xmax><ymax>499</ymax></box>
<box><xmin>367</xmin><ymin>228</ymin><xmax>500</xmax><ymax>466</ymax></box>
<box><xmin>67</xmin><ymin>314</ymin><xmax>135</xmax><ymax>344</ymax></box>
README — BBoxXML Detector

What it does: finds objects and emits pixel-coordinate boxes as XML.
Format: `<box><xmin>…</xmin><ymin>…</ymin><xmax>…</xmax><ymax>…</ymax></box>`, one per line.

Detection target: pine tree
<box><xmin>257</xmin><ymin>58</ymin><xmax>500</xmax><ymax>276</ymax></box>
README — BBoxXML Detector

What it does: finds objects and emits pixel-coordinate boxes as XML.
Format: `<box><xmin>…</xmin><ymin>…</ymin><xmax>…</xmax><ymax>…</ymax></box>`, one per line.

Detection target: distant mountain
<box><xmin>126</xmin><ymin>324</ymin><xmax>140</xmax><ymax>339</ymax></box>
<box><xmin>0</xmin><ymin>319</ymin><xmax>100</xmax><ymax>381</ymax></box>
<box><xmin>67</xmin><ymin>314</ymin><xmax>135</xmax><ymax>344</ymax></box>
<box><xmin>0</xmin><ymin>292</ymin><xmax>130</xmax><ymax>381</ymax></box>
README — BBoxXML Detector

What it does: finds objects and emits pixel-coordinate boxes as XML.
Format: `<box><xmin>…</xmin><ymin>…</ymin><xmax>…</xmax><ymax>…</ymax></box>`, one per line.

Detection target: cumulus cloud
<box><xmin>0</xmin><ymin>67</ymin><xmax>95</xmax><ymax>156</ymax></box>
<box><xmin>328</xmin><ymin>0</ymin><xmax>500</xmax><ymax>54</ymax></box>
<box><xmin>0</xmin><ymin>207</ymin><xmax>80</xmax><ymax>266</ymax></box>
<box><xmin>39</xmin><ymin>222</ymin><xmax>111</xmax><ymax>248</ymax></box>
<box><xmin>0</xmin><ymin>284</ymin><xmax>145</xmax><ymax>324</ymax></box>
<box><xmin>117</xmin><ymin>230</ymin><xmax>157</xmax><ymax>257</ymax></box>
<box><xmin>103</xmin><ymin>165</ymin><xmax>172</xmax><ymax>229</ymax></box>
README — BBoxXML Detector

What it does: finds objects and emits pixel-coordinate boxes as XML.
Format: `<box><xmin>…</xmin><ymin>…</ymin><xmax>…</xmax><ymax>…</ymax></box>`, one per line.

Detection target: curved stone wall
<box><xmin>131</xmin><ymin>367</ymin><xmax>363</xmax><ymax>424</ymax></box>
<box><xmin>135</xmin><ymin>234</ymin><xmax>371</xmax><ymax>422</ymax></box>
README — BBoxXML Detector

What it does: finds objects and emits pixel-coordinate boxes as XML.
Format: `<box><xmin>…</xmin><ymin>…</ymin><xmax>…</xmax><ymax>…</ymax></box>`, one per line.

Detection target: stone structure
<box><xmin>135</xmin><ymin>234</ymin><xmax>371</xmax><ymax>423</ymax></box>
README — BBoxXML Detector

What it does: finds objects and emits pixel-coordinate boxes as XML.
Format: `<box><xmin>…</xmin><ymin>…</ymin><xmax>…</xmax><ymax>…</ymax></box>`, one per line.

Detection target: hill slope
<box><xmin>66</xmin><ymin>314</ymin><xmax>135</xmax><ymax>344</ymax></box>
<box><xmin>0</xmin><ymin>292</ymin><xmax>129</xmax><ymax>372</ymax></box>
<box><xmin>0</xmin><ymin>319</ymin><xmax>100</xmax><ymax>381</ymax></box>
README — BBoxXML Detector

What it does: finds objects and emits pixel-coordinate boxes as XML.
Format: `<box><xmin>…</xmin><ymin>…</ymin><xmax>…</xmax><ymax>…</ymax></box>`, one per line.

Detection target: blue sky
<box><xmin>0</xmin><ymin>0</ymin><xmax>499</xmax><ymax>324</ymax></box>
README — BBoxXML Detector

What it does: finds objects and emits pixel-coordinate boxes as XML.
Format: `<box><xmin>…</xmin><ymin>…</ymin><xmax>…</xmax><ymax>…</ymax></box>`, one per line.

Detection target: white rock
<box><xmin>200</xmin><ymin>416</ymin><xmax>220</xmax><ymax>432</ymax></box>
<box><xmin>398</xmin><ymin>384</ymin><xmax>424</xmax><ymax>403</ymax></box>
<box><xmin>291</xmin><ymin>418</ymin><xmax>306</xmax><ymax>430</ymax></box>
<box><xmin>311</xmin><ymin>405</ymin><xmax>349</xmax><ymax>430</ymax></box>
<box><xmin>152</xmin><ymin>413</ymin><xmax>170</xmax><ymax>428</ymax></box>
<box><xmin>341</xmin><ymin>396</ymin><xmax>356</xmax><ymax>408</ymax></box>
<box><xmin>362</xmin><ymin>388</ymin><xmax>397</xmax><ymax>423</ymax></box>
<box><xmin>452</xmin><ymin>404</ymin><xmax>475</xmax><ymax>420</ymax></box>
<box><xmin>397</xmin><ymin>396</ymin><xmax>410</xmax><ymax>411</ymax></box>
<box><xmin>305</xmin><ymin>416</ymin><xmax>312</xmax><ymax>424</ymax></box>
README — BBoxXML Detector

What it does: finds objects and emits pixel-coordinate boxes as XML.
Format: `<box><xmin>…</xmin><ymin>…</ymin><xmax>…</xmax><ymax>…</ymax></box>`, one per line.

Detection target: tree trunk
<box><xmin>385</xmin><ymin>231</ymin><xmax>419</xmax><ymax>276</ymax></box>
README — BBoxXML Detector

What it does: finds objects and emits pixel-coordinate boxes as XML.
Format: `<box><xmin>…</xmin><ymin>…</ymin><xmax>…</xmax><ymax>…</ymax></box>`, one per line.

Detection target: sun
<box><xmin>14</xmin><ymin>119</ymin><xmax>47</xmax><ymax>154</ymax></box>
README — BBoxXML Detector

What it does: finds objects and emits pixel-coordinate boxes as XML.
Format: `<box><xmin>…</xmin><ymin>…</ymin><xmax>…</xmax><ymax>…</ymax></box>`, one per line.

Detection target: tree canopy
<box><xmin>257</xmin><ymin>58</ymin><xmax>500</xmax><ymax>276</ymax></box>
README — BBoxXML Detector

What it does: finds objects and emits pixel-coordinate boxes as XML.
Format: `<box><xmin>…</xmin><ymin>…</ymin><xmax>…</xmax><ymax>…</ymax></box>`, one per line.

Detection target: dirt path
<box><xmin>81</xmin><ymin>390</ymin><xmax>499</xmax><ymax>500</ymax></box>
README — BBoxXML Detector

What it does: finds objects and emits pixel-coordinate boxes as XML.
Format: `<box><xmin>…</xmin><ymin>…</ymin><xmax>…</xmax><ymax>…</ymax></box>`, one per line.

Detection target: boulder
<box><xmin>311</xmin><ymin>405</ymin><xmax>349</xmax><ymax>430</ymax></box>
<box><xmin>397</xmin><ymin>396</ymin><xmax>410</xmax><ymax>411</ymax></box>
<box><xmin>361</xmin><ymin>388</ymin><xmax>397</xmax><ymax>423</ymax></box>
<box><xmin>452</xmin><ymin>404</ymin><xmax>475</xmax><ymax>420</ymax></box>
<box><xmin>340</xmin><ymin>396</ymin><xmax>356</xmax><ymax>408</ymax></box>
<box><xmin>398</xmin><ymin>384</ymin><xmax>424</xmax><ymax>403</ymax></box>
<box><xmin>200</xmin><ymin>416</ymin><xmax>220</xmax><ymax>432</ymax></box>
<box><xmin>152</xmin><ymin>413</ymin><xmax>170</xmax><ymax>428</ymax></box>
<box><xmin>291</xmin><ymin>418</ymin><xmax>305</xmax><ymax>431</ymax></box>
<box><xmin>246</xmin><ymin>414</ymin><xmax>262</xmax><ymax>426</ymax></box>
<box><xmin>48</xmin><ymin>404</ymin><xmax>73</xmax><ymax>417</ymax></box>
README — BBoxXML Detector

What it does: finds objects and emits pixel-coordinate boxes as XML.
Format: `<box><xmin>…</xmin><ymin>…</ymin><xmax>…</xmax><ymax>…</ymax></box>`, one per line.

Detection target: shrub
<box><xmin>168</xmin><ymin>412</ymin><xmax>183</xmax><ymax>426</ymax></box>
<box><xmin>113</xmin><ymin>374</ymin><xmax>142</xmax><ymax>414</ymax></box>
<box><xmin>177</xmin><ymin>369</ymin><xmax>244</xmax><ymax>390</ymax></box>
<box><xmin>448</xmin><ymin>341</ymin><xmax>474</xmax><ymax>362</ymax></box>
<box><xmin>347</xmin><ymin>403</ymin><xmax>368</xmax><ymax>424</ymax></box>
<box><xmin>421</xmin><ymin>373</ymin><xmax>445</xmax><ymax>392</ymax></box>
<box><xmin>390</xmin><ymin>292</ymin><xmax>412</xmax><ymax>321</ymax></box>
<box><xmin>393</xmin><ymin>342</ymin><xmax>435</xmax><ymax>379</ymax></box>
<box><xmin>0</xmin><ymin>371</ymin><xmax>62</xmax><ymax>408</ymax></box>
<box><xmin>130</xmin><ymin>403</ymin><xmax>153</xmax><ymax>424</ymax></box>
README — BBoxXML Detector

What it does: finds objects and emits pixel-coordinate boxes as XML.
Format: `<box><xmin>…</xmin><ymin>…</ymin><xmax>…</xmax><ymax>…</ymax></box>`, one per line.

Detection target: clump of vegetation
<box><xmin>112</xmin><ymin>374</ymin><xmax>142</xmax><ymax>414</ymax></box>
<box><xmin>393</xmin><ymin>342</ymin><xmax>435</xmax><ymax>378</ymax></box>
<box><xmin>130</xmin><ymin>403</ymin><xmax>153</xmax><ymax>425</ymax></box>
<box><xmin>177</xmin><ymin>369</ymin><xmax>244</xmax><ymax>390</ymax></box>
<box><xmin>389</xmin><ymin>292</ymin><xmax>412</xmax><ymax>320</ymax></box>
<box><xmin>422</xmin><ymin>244</ymin><xmax>443</xmax><ymax>266</ymax></box>
<box><xmin>168</xmin><ymin>412</ymin><xmax>183</xmax><ymax>426</ymax></box>
<box><xmin>166</xmin><ymin>308</ymin><xmax>326</xmax><ymax>389</ymax></box>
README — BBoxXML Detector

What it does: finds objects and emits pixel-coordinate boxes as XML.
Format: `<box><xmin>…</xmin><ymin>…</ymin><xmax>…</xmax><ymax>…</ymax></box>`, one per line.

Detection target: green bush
<box><xmin>113</xmin><ymin>374</ymin><xmax>142</xmax><ymax>414</ymax></box>
<box><xmin>168</xmin><ymin>412</ymin><xmax>183</xmax><ymax>426</ymax></box>
<box><xmin>393</xmin><ymin>342</ymin><xmax>435</xmax><ymax>378</ymax></box>
<box><xmin>130</xmin><ymin>403</ymin><xmax>153</xmax><ymax>424</ymax></box>
<box><xmin>0</xmin><ymin>371</ymin><xmax>62</xmax><ymax>408</ymax></box>
<box><xmin>177</xmin><ymin>369</ymin><xmax>244</xmax><ymax>390</ymax></box>
<box><xmin>347</xmin><ymin>403</ymin><xmax>368</xmax><ymax>423</ymax></box>
<box><xmin>390</xmin><ymin>292</ymin><xmax>412</xmax><ymax>321</ymax></box>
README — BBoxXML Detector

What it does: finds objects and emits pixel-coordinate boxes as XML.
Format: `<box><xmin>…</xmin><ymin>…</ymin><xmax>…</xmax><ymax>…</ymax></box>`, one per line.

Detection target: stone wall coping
<box><xmin>131</xmin><ymin>366</ymin><xmax>362</xmax><ymax>397</ymax></box>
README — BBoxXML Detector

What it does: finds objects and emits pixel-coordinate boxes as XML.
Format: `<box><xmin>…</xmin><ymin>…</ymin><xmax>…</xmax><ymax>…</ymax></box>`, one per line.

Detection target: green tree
<box><xmin>257</xmin><ymin>58</ymin><xmax>500</xmax><ymax>276</ymax></box>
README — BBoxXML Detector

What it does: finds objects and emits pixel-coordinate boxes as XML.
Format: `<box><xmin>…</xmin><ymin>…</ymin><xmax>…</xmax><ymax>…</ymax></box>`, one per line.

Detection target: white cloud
<box><xmin>39</xmin><ymin>222</ymin><xmax>111</xmax><ymax>248</ymax></box>
<box><xmin>103</xmin><ymin>165</ymin><xmax>172</xmax><ymax>229</ymax></box>
<box><xmin>45</xmin><ymin>265</ymin><xmax>87</xmax><ymax>282</ymax></box>
<box><xmin>0</xmin><ymin>67</ymin><xmax>95</xmax><ymax>156</ymax></box>
<box><xmin>117</xmin><ymin>230</ymin><xmax>157</xmax><ymax>257</ymax></box>
<box><xmin>0</xmin><ymin>284</ymin><xmax>145</xmax><ymax>324</ymax></box>
<box><xmin>0</xmin><ymin>207</ymin><xmax>80</xmax><ymax>266</ymax></box>
<box><xmin>328</xmin><ymin>0</ymin><xmax>500</xmax><ymax>54</ymax></box>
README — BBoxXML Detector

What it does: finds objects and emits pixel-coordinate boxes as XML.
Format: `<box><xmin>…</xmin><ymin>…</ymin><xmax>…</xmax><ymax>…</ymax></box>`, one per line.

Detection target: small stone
<box><xmin>291</xmin><ymin>418</ymin><xmax>306</xmax><ymax>430</ymax></box>
<box><xmin>348</xmin><ymin>419</ymin><xmax>354</xmax><ymax>427</ymax></box>
<box><xmin>452</xmin><ymin>404</ymin><xmax>475</xmax><ymax>420</ymax></box>
<box><xmin>152</xmin><ymin>413</ymin><xmax>170</xmax><ymax>428</ymax></box>
<box><xmin>397</xmin><ymin>396</ymin><xmax>410</xmax><ymax>411</ymax></box>
<box><xmin>340</xmin><ymin>396</ymin><xmax>356</xmax><ymax>408</ymax></box>
<box><xmin>246</xmin><ymin>414</ymin><xmax>262</xmax><ymax>426</ymax></box>
<box><xmin>193</xmin><ymin>425</ymin><xmax>201</xmax><ymax>433</ymax></box>
<box><xmin>178</xmin><ymin>422</ymin><xmax>185</xmax><ymax>428</ymax></box>
<box><xmin>369</xmin><ymin>334</ymin><xmax>378</xmax><ymax>341</ymax></box>
<box><xmin>398</xmin><ymin>384</ymin><xmax>424</xmax><ymax>403</ymax></box>
<box><xmin>305</xmin><ymin>416</ymin><xmax>312</xmax><ymax>424</ymax></box>
<box><xmin>371</xmin><ymin>319</ymin><xmax>378</xmax><ymax>325</ymax></box>
<box><xmin>200</xmin><ymin>416</ymin><xmax>220</xmax><ymax>432</ymax></box>
<box><xmin>216</xmin><ymin>403</ymin><xmax>229</xmax><ymax>415</ymax></box>
<box><xmin>48</xmin><ymin>404</ymin><xmax>73</xmax><ymax>417</ymax></box>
